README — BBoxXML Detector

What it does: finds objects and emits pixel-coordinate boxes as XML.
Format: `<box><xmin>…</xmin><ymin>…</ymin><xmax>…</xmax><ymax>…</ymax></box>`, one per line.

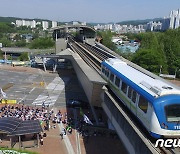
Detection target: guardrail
<box><xmin>159</xmin><ymin>74</ymin><xmax>176</xmax><ymax>79</ymax></box>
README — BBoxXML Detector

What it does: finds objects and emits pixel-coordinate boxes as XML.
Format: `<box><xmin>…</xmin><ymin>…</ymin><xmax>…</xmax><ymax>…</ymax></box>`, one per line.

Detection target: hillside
<box><xmin>0</xmin><ymin>16</ymin><xmax>52</xmax><ymax>23</ymax></box>
<box><xmin>116</xmin><ymin>18</ymin><xmax>163</xmax><ymax>25</ymax></box>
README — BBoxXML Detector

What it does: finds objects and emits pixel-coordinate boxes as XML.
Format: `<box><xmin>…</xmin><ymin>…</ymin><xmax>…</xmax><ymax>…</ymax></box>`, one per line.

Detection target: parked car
<box><xmin>67</xmin><ymin>99</ymin><xmax>89</xmax><ymax>108</ymax></box>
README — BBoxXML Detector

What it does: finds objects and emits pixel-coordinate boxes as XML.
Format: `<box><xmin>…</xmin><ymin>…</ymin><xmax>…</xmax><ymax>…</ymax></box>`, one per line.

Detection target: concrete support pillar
<box><xmin>53</xmin><ymin>58</ymin><xmax>57</xmax><ymax>73</ymax></box>
<box><xmin>19</xmin><ymin>136</ymin><xmax>21</xmax><ymax>149</ymax></box>
<box><xmin>42</xmin><ymin>58</ymin><xmax>47</xmax><ymax>72</ymax></box>
<box><xmin>4</xmin><ymin>51</ymin><xmax>7</xmax><ymax>63</ymax></box>
<box><xmin>37</xmin><ymin>134</ymin><xmax>39</xmax><ymax>148</ymax></box>
<box><xmin>10</xmin><ymin>137</ymin><xmax>13</xmax><ymax>148</ymax></box>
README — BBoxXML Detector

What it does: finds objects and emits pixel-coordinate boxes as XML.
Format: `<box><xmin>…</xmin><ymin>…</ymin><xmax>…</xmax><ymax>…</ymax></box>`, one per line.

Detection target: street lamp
<box><xmin>11</xmin><ymin>54</ymin><xmax>12</xmax><ymax>66</ymax></box>
<box><xmin>4</xmin><ymin>51</ymin><xmax>7</xmax><ymax>64</ymax></box>
<box><xmin>159</xmin><ymin>65</ymin><xmax>162</xmax><ymax>75</ymax></box>
<box><xmin>55</xmin><ymin>30</ymin><xmax>58</xmax><ymax>55</ymax></box>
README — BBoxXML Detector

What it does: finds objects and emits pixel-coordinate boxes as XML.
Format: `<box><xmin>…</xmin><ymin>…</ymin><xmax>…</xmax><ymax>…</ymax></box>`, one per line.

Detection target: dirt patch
<box><xmin>168</xmin><ymin>80</ymin><xmax>180</xmax><ymax>87</ymax></box>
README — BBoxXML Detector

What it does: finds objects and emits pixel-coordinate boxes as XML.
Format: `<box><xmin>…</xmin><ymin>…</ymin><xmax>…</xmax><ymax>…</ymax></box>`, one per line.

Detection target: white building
<box><xmin>36</xmin><ymin>22</ymin><xmax>41</xmax><ymax>25</ymax></box>
<box><xmin>73</xmin><ymin>21</ymin><xmax>79</xmax><ymax>25</ymax></box>
<box><xmin>94</xmin><ymin>23</ymin><xmax>145</xmax><ymax>34</ymax></box>
<box><xmin>112</xmin><ymin>37</ymin><xmax>123</xmax><ymax>44</ymax></box>
<box><xmin>15</xmin><ymin>20</ymin><xmax>36</xmax><ymax>28</ymax></box>
<box><xmin>42</xmin><ymin>21</ymin><xmax>49</xmax><ymax>30</ymax></box>
<box><xmin>146</xmin><ymin>21</ymin><xmax>162</xmax><ymax>31</ymax></box>
<box><xmin>52</xmin><ymin>21</ymin><xmax>57</xmax><ymax>28</ymax></box>
<box><xmin>169</xmin><ymin>10</ymin><xmax>178</xmax><ymax>29</ymax></box>
<box><xmin>161</xmin><ymin>9</ymin><xmax>180</xmax><ymax>30</ymax></box>
<box><xmin>81</xmin><ymin>22</ymin><xmax>86</xmax><ymax>26</ymax></box>
<box><xmin>16</xmin><ymin>20</ymin><xmax>23</xmax><ymax>27</ymax></box>
<box><xmin>174</xmin><ymin>10</ymin><xmax>180</xmax><ymax>29</ymax></box>
<box><xmin>31</xmin><ymin>20</ymin><xmax>36</xmax><ymax>28</ymax></box>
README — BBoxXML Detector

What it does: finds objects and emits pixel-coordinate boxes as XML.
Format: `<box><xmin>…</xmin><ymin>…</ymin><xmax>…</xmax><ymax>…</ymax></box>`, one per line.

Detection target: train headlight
<box><xmin>161</xmin><ymin>123</ymin><xmax>168</xmax><ymax>129</ymax></box>
<box><xmin>164</xmin><ymin>125</ymin><xmax>168</xmax><ymax>129</ymax></box>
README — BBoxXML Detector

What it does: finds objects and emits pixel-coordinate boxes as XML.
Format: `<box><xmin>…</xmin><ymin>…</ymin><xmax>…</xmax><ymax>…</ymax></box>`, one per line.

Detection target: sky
<box><xmin>0</xmin><ymin>0</ymin><xmax>180</xmax><ymax>23</ymax></box>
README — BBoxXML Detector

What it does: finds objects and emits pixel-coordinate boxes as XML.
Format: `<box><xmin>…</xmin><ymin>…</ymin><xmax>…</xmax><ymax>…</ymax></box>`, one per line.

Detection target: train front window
<box><xmin>165</xmin><ymin>105</ymin><xmax>180</xmax><ymax>122</ymax></box>
<box><xmin>102</xmin><ymin>67</ymin><xmax>105</xmax><ymax>74</ymax></box>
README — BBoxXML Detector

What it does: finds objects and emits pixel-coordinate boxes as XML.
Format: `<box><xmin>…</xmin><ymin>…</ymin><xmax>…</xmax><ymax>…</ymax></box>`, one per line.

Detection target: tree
<box><xmin>130</xmin><ymin>29</ymin><xmax>180</xmax><ymax>77</ymax></box>
<box><xmin>117</xmin><ymin>48</ymin><xmax>135</xmax><ymax>61</ymax></box>
<box><xmin>0</xmin><ymin>50</ymin><xmax>3</xmax><ymax>59</ymax></box>
<box><xmin>29</xmin><ymin>37</ymin><xmax>55</xmax><ymax>49</ymax></box>
<box><xmin>15</xmin><ymin>40</ymin><xmax>26</xmax><ymax>47</ymax></box>
<box><xmin>97</xmin><ymin>30</ymin><xmax>117</xmax><ymax>51</ymax></box>
<box><xmin>18</xmin><ymin>52</ymin><xmax>29</xmax><ymax>61</ymax></box>
<box><xmin>132</xmin><ymin>49</ymin><xmax>164</xmax><ymax>73</ymax></box>
<box><xmin>0</xmin><ymin>22</ymin><xmax>15</xmax><ymax>33</ymax></box>
<box><xmin>0</xmin><ymin>38</ymin><xmax>12</xmax><ymax>47</ymax></box>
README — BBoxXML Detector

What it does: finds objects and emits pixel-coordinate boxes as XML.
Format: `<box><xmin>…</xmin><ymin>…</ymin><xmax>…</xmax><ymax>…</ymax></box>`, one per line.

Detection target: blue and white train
<box><xmin>101</xmin><ymin>58</ymin><xmax>180</xmax><ymax>138</ymax></box>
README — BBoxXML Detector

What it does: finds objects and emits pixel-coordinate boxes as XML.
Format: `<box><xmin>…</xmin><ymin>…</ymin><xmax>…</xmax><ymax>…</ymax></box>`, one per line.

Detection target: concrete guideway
<box><xmin>102</xmin><ymin>90</ymin><xmax>160</xmax><ymax>154</ymax></box>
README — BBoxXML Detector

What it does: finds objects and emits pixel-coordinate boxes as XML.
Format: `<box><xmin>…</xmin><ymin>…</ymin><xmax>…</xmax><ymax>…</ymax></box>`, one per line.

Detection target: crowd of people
<box><xmin>0</xmin><ymin>104</ymin><xmax>74</xmax><ymax>133</ymax></box>
<box><xmin>0</xmin><ymin>104</ymin><xmax>116</xmax><ymax>146</ymax></box>
<box><xmin>0</xmin><ymin>104</ymin><xmax>75</xmax><ymax>145</ymax></box>
<box><xmin>0</xmin><ymin>104</ymin><xmax>53</xmax><ymax>122</ymax></box>
<box><xmin>51</xmin><ymin>109</ymin><xmax>73</xmax><ymax>139</ymax></box>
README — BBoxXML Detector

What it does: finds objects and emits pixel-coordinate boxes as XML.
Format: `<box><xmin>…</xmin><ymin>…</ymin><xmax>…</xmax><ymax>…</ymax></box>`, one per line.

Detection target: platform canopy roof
<box><xmin>50</xmin><ymin>25</ymin><xmax>96</xmax><ymax>33</ymax></box>
<box><xmin>0</xmin><ymin>117</ymin><xmax>42</xmax><ymax>136</ymax></box>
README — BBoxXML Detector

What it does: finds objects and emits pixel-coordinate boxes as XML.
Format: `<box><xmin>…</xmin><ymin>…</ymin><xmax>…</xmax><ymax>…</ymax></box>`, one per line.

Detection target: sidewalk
<box><xmin>54</xmin><ymin>106</ymin><xmax>128</xmax><ymax>154</ymax></box>
<box><xmin>54</xmin><ymin>108</ymin><xmax>75</xmax><ymax>154</ymax></box>
<box><xmin>22</xmin><ymin>122</ymin><xmax>68</xmax><ymax>154</ymax></box>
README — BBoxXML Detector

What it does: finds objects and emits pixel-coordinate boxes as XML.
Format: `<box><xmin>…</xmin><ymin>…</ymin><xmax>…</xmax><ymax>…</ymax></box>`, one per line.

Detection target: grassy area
<box><xmin>0</xmin><ymin>147</ymin><xmax>38</xmax><ymax>154</ymax></box>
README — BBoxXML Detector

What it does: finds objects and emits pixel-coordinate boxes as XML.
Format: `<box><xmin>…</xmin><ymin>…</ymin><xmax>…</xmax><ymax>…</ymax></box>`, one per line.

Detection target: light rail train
<box><xmin>101</xmin><ymin>58</ymin><xmax>180</xmax><ymax>138</ymax></box>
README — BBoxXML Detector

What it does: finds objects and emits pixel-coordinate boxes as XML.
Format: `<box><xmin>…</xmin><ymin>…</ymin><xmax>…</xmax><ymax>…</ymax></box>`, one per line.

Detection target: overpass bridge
<box><xmin>1</xmin><ymin>47</ymin><xmax>55</xmax><ymax>54</ymax></box>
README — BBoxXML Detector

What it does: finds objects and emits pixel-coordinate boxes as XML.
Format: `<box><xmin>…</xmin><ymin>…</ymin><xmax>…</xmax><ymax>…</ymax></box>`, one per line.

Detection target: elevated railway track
<box><xmin>67</xmin><ymin>37</ymin><xmax>179</xmax><ymax>154</ymax></box>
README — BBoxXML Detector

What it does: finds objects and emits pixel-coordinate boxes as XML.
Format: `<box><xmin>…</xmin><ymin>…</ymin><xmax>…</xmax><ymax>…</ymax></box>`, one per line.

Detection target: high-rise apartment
<box><xmin>42</xmin><ymin>21</ymin><xmax>49</xmax><ymax>30</ymax></box>
<box><xmin>52</xmin><ymin>21</ymin><xmax>57</xmax><ymax>28</ymax></box>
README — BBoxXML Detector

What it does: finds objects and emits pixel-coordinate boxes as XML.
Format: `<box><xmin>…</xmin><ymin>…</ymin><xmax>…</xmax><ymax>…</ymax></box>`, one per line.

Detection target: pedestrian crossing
<box><xmin>32</xmin><ymin>77</ymin><xmax>69</xmax><ymax>106</ymax></box>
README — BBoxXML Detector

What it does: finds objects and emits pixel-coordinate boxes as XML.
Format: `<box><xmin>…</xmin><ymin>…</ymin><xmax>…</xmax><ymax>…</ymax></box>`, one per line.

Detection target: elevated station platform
<box><xmin>36</xmin><ymin>48</ymin><xmax>107</xmax><ymax>108</ymax></box>
<box><xmin>51</xmin><ymin>25</ymin><xmax>96</xmax><ymax>51</ymax></box>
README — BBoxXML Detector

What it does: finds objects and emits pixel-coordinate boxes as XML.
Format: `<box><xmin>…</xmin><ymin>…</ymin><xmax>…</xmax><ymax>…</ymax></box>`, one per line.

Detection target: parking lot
<box><xmin>0</xmin><ymin>65</ymin><xmax>88</xmax><ymax>108</ymax></box>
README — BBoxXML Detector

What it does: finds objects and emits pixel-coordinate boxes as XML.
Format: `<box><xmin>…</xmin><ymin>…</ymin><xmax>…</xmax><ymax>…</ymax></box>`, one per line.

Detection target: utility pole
<box><xmin>55</xmin><ymin>30</ymin><xmax>58</xmax><ymax>55</ymax></box>
<box><xmin>11</xmin><ymin>54</ymin><xmax>12</xmax><ymax>66</ymax></box>
<box><xmin>159</xmin><ymin>65</ymin><xmax>162</xmax><ymax>75</ymax></box>
<box><xmin>4</xmin><ymin>51</ymin><xmax>7</xmax><ymax>63</ymax></box>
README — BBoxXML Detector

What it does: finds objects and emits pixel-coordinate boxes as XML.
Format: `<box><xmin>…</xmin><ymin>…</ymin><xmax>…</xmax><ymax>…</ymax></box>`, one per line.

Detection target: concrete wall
<box><xmin>70</xmin><ymin>54</ymin><xmax>104</xmax><ymax>107</ymax></box>
<box><xmin>102</xmin><ymin>91</ymin><xmax>159</xmax><ymax>154</ymax></box>
<box><xmin>56</xmin><ymin>38</ymin><xmax>67</xmax><ymax>53</ymax></box>
<box><xmin>91</xmin><ymin>84</ymin><xmax>104</xmax><ymax>106</ymax></box>
<box><xmin>85</xmin><ymin>38</ymin><xmax>95</xmax><ymax>46</ymax></box>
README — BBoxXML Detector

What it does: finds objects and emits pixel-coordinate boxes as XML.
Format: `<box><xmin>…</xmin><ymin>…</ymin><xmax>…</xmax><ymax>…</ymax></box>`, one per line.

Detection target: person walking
<box><xmin>60</xmin><ymin>132</ymin><xmax>63</xmax><ymax>139</ymax></box>
<box><xmin>40</xmin><ymin>137</ymin><xmax>43</xmax><ymax>146</ymax></box>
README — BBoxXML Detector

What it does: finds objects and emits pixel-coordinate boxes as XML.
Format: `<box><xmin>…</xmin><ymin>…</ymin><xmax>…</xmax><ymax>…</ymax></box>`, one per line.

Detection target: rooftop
<box><xmin>0</xmin><ymin>117</ymin><xmax>43</xmax><ymax>136</ymax></box>
<box><xmin>105</xmin><ymin>58</ymin><xmax>180</xmax><ymax>97</ymax></box>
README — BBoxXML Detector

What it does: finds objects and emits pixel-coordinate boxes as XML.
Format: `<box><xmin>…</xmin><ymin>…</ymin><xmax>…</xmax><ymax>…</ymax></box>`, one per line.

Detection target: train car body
<box><xmin>101</xmin><ymin>58</ymin><xmax>180</xmax><ymax>138</ymax></box>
